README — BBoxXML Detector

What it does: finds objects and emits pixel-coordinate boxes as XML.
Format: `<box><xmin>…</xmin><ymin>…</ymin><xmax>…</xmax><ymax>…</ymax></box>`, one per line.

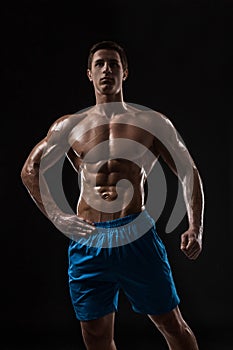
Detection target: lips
<box><xmin>100</xmin><ymin>77</ymin><xmax>114</xmax><ymax>84</ymax></box>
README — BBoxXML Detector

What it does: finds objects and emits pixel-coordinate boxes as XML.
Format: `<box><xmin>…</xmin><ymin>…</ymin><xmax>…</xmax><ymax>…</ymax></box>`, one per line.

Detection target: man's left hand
<box><xmin>180</xmin><ymin>229</ymin><xmax>202</xmax><ymax>260</ymax></box>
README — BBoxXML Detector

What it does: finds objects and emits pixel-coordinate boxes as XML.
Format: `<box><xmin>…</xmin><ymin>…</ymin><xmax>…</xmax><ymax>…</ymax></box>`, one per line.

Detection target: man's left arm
<box><xmin>179</xmin><ymin>165</ymin><xmax>204</xmax><ymax>260</ymax></box>
<box><xmin>153</xmin><ymin>115</ymin><xmax>204</xmax><ymax>260</ymax></box>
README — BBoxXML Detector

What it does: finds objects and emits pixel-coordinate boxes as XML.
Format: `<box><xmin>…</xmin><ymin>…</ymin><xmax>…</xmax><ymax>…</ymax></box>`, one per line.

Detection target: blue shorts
<box><xmin>68</xmin><ymin>210</ymin><xmax>180</xmax><ymax>321</ymax></box>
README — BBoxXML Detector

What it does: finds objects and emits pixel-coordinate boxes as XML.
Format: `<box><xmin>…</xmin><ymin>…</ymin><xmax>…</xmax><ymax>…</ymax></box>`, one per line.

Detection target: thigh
<box><xmin>68</xmin><ymin>242</ymin><xmax>120</xmax><ymax>321</ymax></box>
<box><xmin>118</xmin><ymin>228</ymin><xmax>180</xmax><ymax>315</ymax></box>
<box><xmin>69</xmin><ymin>277</ymin><xmax>119</xmax><ymax>321</ymax></box>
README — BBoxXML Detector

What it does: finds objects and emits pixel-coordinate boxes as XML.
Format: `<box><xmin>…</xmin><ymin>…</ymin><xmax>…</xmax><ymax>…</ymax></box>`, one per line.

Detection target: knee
<box><xmin>81</xmin><ymin>322</ymin><xmax>113</xmax><ymax>348</ymax></box>
<box><xmin>157</xmin><ymin>319</ymin><xmax>190</xmax><ymax>338</ymax></box>
<box><xmin>149</xmin><ymin>309</ymin><xmax>191</xmax><ymax>338</ymax></box>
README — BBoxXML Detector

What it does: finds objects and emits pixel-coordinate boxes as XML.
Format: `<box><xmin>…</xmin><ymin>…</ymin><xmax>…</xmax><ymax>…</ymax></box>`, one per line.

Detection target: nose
<box><xmin>103</xmin><ymin>62</ymin><xmax>112</xmax><ymax>73</ymax></box>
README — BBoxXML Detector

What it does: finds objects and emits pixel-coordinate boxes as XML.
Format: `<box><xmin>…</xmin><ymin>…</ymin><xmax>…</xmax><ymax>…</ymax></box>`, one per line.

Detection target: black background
<box><xmin>2</xmin><ymin>0</ymin><xmax>233</xmax><ymax>349</ymax></box>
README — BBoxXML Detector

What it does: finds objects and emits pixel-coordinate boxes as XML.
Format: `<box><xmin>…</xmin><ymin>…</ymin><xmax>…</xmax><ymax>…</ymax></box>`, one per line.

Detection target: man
<box><xmin>21</xmin><ymin>40</ymin><xmax>204</xmax><ymax>349</ymax></box>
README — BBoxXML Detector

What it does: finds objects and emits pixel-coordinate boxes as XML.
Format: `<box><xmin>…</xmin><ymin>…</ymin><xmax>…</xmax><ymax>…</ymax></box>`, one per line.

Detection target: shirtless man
<box><xmin>21</xmin><ymin>40</ymin><xmax>204</xmax><ymax>350</ymax></box>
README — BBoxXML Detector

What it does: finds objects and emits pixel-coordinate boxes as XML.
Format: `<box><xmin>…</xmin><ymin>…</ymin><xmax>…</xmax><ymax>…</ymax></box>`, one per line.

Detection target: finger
<box><xmin>186</xmin><ymin>252</ymin><xmax>198</xmax><ymax>260</ymax></box>
<box><xmin>187</xmin><ymin>239</ymin><xmax>201</xmax><ymax>255</ymax></box>
<box><xmin>181</xmin><ymin>242</ymin><xmax>196</xmax><ymax>257</ymax></box>
<box><xmin>189</xmin><ymin>253</ymin><xmax>199</xmax><ymax>260</ymax></box>
<box><xmin>76</xmin><ymin>218</ymin><xmax>96</xmax><ymax>230</ymax></box>
<box><xmin>189</xmin><ymin>247</ymin><xmax>202</xmax><ymax>260</ymax></box>
<box><xmin>78</xmin><ymin>216</ymin><xmax>95</xmax><ymax>226</ymax></box>
<box><xmin>66</xmin><ymin>225</ymin><xmax>95</xmax><ymax>236</ymax></box>
<box><xmin>180</xmin><ymin>236</ymin><xmax>188</xmax><ymax>250</ymax></box>
<box><xmin>76</xmin><ymin>226</ymin><xmax>97</xmax><ymax>235</ymax></box>
<box><xmin>70</xmin><ymin>229</ymin><xmax>93</xmax><ymax>239</ymax></box>
<box><xmin>186</xmin><ymin>238</ymin><xmax>196</xmax><ymax>250</ymax></box>
<box><xmin>184</xmin><ymin>246</ymin><xmax>197</xmax><ymax>259</ymax></box>
<box><xmin>182</xmin><ymin>250</ymin><xmax>196</xmax><ymax>260</ymax></box>
<box><xmin>185</xmin><ymin>245</ymin><xmax>201</xmax><ymax>260</ymax></box>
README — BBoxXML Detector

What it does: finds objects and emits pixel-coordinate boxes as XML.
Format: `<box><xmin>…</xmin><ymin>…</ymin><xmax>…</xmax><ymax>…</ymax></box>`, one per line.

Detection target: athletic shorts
<box><xmin>68</xmin><ymin>210</ymin><xmax>180</xmax><ymax>321</ymax></box>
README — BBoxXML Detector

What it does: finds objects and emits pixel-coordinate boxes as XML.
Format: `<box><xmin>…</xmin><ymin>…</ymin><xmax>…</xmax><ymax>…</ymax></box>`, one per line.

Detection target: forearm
<box><xmin>21</xmin><ymin>166</ymin><xmax>62</xmax><ymax>219</ymax></box>
<box><xmin>182</xmin><ymin>166</ymin><xmax>204</xmax><ymax>238</ymax></box>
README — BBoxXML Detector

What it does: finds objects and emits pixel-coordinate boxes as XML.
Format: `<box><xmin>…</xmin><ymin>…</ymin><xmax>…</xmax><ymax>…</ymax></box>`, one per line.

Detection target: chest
<box><xmin>69</xmin><ymin>122</ymin><xmax>154</xmax><ymax>163</ymax></box>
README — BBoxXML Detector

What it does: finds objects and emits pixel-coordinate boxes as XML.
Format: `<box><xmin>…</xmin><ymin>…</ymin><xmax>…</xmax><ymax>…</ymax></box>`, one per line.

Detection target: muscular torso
<box><xmin>67</xmin><ymin>106</ymin><xmax>159</xmax><ymax>222</ymax></box>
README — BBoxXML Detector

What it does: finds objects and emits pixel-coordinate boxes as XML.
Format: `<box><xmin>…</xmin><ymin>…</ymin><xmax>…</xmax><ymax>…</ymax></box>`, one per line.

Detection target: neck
<box><xmin>95</xmin><ymin>90</ymin><xmax>124</xmax><ymax>105</ymax></box>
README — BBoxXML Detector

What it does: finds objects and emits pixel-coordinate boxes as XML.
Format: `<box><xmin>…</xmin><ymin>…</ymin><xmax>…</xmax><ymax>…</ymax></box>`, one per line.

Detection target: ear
<box><xmin>87</xmin><ymin>69</ymin><xmax>93</xmax><ymax>81</ymax></box>
<box><xmin>123</xmin><ymin>69</ymin><xmax>128</xmax><ymax>81</ymax></box>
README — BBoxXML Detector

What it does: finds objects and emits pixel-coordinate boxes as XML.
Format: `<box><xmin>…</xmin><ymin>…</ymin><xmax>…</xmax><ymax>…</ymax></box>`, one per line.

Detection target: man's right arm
<box><xmin>21</xmin><ymin>115</ymin><xmax>96</xmax><ymax>238</ymax></box>
<box><xmin>21</xmin><ymin>137</ymin><xmax>53</xmax><ymax>217</ymax></box>
<box><xmin>21</xmin><ymin>115</ymin><xmax>72</xmax><ymax>217</ymax></box>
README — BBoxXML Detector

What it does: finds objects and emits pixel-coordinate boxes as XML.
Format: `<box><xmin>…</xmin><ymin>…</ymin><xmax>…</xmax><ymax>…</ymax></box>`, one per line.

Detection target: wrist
<box><xmin>188</xmin><ymin>224</ymin><xmax>203</xmax><ymax>238</ymax></box>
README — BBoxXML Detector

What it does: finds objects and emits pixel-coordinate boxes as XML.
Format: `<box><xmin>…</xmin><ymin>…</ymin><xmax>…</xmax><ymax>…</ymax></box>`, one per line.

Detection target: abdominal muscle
<box><xmin>76</xmin><ymin>161</ymin><xmax>146</xmax><ymax>222</ymax></box>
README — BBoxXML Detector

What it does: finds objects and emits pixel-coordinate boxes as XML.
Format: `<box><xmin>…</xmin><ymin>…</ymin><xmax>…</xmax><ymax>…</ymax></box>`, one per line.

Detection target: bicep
<box><xmin>153</xmin><ymin>119</ymin><xmax>195</xmax><ymax>181</ymax></box>
<box><xmin>22</xmin><ymin>118</ymin><xmax>70</xmax><ymax>175</ymax></box>
<box><xmin>39</xmin><ymin>116</ymin><xmax>72</xmax><ymax>172</ymax></box>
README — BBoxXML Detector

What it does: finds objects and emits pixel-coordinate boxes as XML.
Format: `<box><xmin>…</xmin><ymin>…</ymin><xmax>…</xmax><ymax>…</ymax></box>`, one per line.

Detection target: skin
<box><xmin>21</xmin><ymin>48</ymin><xmax>204</xmax><ymax>349</ymax></box>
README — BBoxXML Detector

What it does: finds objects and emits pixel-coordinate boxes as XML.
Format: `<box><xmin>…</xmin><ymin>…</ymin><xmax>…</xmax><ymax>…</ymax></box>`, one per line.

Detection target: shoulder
<box><xmin>49</xmin><ymin>114</ymin><xmax>72</xmax><ymax>133</ymax></box>
<box><xmin>48</xmin><ymin>110</ymin><xmax>89</xmax><ymax>135</ymax></box>
<box><xmin>126</xmin><ymin>103</ymin><xmax>175</xmax><ymax>133</ymax></box>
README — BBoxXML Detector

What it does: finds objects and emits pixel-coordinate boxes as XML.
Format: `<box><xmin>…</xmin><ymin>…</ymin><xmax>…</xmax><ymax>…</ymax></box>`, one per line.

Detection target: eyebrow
<box><xmin>94</xmin><ymin>58</ymin><xmax>120</xmax><ymax>64</ymax></box>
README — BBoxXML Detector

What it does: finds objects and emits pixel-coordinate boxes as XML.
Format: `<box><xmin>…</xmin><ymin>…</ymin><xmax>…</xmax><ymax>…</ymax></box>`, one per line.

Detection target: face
<box><xmin>87</xmin><ymin>49</ymin><xmax>128</xmax><ymax>96</ymax></box>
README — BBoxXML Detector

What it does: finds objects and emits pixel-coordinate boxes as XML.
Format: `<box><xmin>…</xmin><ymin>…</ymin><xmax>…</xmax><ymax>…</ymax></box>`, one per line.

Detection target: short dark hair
<box><xmin>87</xmin><ymin>40</ymin><xmax>128</xmax><ymax>71</ymax></box>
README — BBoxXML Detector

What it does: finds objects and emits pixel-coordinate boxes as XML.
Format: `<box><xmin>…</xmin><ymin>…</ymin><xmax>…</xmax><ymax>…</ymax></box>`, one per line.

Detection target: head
<box><xmin>87</xmin><ymin>40</ymin><xmax>128</xmax><ymax>71</ymax></box>
<box><xmin>87</xmin><ymin>40</ymin><xmax>129</xmax><ymax>102</ymax></box>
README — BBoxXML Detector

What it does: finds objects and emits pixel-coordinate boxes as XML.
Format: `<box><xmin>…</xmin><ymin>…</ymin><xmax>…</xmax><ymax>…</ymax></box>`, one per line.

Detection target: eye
<box><xmin>110</xmin><ymin>63</ymin><xmax>118</xmax><ymax>68</ymax></box>
<box><xmin>109</xmin><ymin>61</ymin><xmax>120</xmax><ymax>68</ymax></box>
<box><xmin>95</xmin><ymin>60</ymin><xmax>104</xmax><ymax>67</ymax></box>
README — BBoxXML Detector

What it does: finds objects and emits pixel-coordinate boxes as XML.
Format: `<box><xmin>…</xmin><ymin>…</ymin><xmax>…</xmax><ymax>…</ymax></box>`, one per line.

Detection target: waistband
<box><xmin>94</xmin><ymin>211</ymin><xmax>142</xmax><ymax>228</ymax></box>
<box><xmin>70</xmin><ymin>209</ymin><xmax>155</xmax><ymax>249</ymax></box>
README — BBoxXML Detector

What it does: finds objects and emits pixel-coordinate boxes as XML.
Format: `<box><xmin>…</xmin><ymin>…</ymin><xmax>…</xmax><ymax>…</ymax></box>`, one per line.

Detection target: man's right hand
<box><xmin>52</xmin><ymin>214</ymin><xmax>97</xmax><ymax>240</ymax></box>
